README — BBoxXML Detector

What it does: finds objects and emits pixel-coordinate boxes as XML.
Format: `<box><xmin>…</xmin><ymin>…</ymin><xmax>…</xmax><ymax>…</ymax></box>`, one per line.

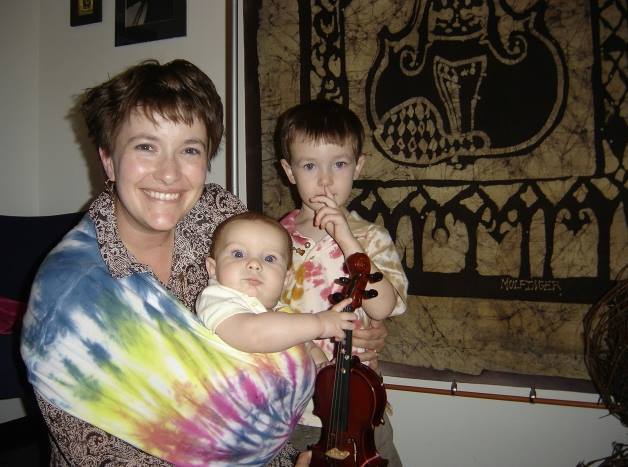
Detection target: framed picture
<box><xmin>70</xmin><ymin>0</ymin><xmax>102</xmax><ymax>27</ymax></box>
<box><xmin>115</xmin><ymin>0</ymin><xmax>186</xmax><ymax>47</ymax></box>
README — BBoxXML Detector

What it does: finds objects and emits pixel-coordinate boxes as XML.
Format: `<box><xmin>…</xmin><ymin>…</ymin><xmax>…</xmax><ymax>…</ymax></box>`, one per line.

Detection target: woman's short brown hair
<box><xmin>80</xmin><ymin>59</ymin><xmax>223</xmax><ymax>159</ymax></box>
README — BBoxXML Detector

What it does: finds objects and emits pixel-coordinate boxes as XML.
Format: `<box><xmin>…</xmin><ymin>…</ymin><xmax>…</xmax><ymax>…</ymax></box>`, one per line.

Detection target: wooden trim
<box><xmin>385</xmin><ymin>383</ymin><xmax>606</xmax><ymax>410</ymax></box>
<box><xmin>243</xmin><ymin>0</ymin><xmax>263</xmax><ymax>211</ymax></box>
<box><xmin>381</xmin><ymin>361</ymin><xmax>596</xmax><ymax>394</ymax></box>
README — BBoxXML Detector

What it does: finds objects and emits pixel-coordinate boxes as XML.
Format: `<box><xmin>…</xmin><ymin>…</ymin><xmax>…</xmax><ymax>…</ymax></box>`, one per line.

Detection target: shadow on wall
<box><xmin>66</xmin><ymin>96</ymin><xmax>106</xmax><ymax>211</ymax></box>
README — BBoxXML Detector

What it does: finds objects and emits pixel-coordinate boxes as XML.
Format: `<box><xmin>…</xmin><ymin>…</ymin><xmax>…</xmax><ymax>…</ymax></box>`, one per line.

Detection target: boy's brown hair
<box><xmin>275</xmin><ymin>99</ymin><xmax>364</xmax><ymax>163</ymax></box>
<box><xmin>210</xmin><ymin>212</ymin><xmax>293</xmax><ymax>268</ymax></box>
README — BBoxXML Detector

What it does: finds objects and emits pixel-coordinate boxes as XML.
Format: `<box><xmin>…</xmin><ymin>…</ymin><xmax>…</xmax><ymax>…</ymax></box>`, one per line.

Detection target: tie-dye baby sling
<box><xmin>21</xmin><ymin>217</ymin><xmax>315</xmax><ymax>466</ymax></box>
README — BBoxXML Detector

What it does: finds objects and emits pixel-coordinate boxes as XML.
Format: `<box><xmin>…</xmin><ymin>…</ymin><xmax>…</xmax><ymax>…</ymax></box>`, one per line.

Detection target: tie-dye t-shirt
<box><xmin>280</xmin><ymin>209</ymin><xmax>408</xmax><ymax>359</ymax></box>
<box><xmin>21</xmin><ymin>217</ymin><xmax>316</xmax><ymax>466</ymax></box>
<box><xmin>280</xmin><ymin>209</ymin><xmax>407</xmax><ymax>427</ymax></box>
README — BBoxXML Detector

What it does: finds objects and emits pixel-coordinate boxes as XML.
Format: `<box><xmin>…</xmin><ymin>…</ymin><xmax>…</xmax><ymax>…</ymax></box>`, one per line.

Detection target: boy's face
<box><xmin>207</xmin><ymin>220</ymin><xmax>291</xmax><ymax>309</ymax></box>
<box><xmin>280</xmin><ymin>137</ymin><xmax>365</xmax><ymax>217</ymax></box>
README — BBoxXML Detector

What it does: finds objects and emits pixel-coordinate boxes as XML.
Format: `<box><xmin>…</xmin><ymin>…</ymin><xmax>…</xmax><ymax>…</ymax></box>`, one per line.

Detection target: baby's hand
<box><xmin>315</xmin><ymin>297</ymin><xmax>356</xmax><ymax>340</ymax></box>
<box><xmin>310</xmin><ymin>186</ymin><xmax>353</xmax><ymax>244</ymax></box>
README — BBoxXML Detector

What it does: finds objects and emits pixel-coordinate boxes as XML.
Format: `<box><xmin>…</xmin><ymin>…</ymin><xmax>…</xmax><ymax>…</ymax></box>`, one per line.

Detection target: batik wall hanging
<box><xmin>244</xmin><ymin>0</ymin><xmax>627</xmax><ymax>382</ymax></box>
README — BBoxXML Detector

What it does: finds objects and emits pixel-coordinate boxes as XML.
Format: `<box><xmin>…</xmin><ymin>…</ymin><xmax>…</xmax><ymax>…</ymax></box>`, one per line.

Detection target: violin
<box><xmin>310</xmin><ymin>253</ymin><xmax>388</xmax><ymax>466</ymax></box>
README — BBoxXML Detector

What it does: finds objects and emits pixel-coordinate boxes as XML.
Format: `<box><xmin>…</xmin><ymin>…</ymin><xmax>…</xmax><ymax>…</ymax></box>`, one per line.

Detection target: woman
<box><xmin>20</xmin><ymin>59</ymin><xmax>388</xmax><ymax>466</ymax></box>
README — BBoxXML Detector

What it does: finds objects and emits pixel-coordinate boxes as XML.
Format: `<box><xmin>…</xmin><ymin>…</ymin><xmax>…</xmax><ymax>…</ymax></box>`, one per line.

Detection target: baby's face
<box><xmin>211</xmin><ymin>220</ymin><xmax>290</xmax><ymax>308</ymax></box>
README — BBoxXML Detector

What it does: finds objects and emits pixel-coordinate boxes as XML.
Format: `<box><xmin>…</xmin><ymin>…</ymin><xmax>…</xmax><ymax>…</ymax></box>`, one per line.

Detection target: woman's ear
<box><xmin>353</xmin><ymin>155</ymin><xmax>366</xmax><ymax>180</ymax></box>
<box><xmin>99</xmin><ymin>148</ymin><xmax>115</xmax><ymax>181</ymax></box>
<box><xmin>280</xmin><ymin>159</ymin><xmax>297</xmax><ymax>185</ymax></box>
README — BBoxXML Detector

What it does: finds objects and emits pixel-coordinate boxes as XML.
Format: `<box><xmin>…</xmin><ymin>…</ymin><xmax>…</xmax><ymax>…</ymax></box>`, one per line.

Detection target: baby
<box><xmin>196</xmin><ymin>211</ymin><xmax>354</xmax><ymax>361</ymax></box>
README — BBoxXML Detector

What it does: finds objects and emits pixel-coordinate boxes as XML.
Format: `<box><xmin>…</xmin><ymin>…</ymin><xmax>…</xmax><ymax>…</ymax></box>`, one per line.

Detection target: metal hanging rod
<box><xmin>385</xmin><ymin>383</ymin><xmax>606</xmax><ymax>410</ymax></box>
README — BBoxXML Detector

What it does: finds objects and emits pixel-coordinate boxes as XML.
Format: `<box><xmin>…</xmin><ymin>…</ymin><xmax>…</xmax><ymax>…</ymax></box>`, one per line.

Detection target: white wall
<box><xmin>0</xmin><ymin>2</ymin><xmax>625</xmax><ymax>465</ymax></box>
<box><xmin>386</xmin><ymin>376</ymin><xmax>626</xmax><ymax>467</ymax></box>
<box><xmin>0</xmin><ymin>1</ymin><xmax>40</xmax><ymax>215</ymax></box>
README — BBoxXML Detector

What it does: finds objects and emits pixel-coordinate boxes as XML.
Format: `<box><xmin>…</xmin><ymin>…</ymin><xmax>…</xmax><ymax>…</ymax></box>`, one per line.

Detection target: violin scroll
<box><xmin>329</xmin><ymin>253</ymin><xmax>382</xmax><ymax>307</ymax></box>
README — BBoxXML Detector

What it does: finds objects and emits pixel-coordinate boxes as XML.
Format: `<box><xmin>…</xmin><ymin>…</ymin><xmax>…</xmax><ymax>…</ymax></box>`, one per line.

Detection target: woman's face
<box><xmin>99</xmin><ymin>110</ymin><xmax>209</xmax><ymax>239</ymax></box>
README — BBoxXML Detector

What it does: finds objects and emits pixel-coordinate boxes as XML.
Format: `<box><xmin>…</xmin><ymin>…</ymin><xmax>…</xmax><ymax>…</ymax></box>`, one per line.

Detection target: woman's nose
<box><xmin>154</xmin><ymin>154</ymin><xmax>181</xmax><ymax>184</ymax></box>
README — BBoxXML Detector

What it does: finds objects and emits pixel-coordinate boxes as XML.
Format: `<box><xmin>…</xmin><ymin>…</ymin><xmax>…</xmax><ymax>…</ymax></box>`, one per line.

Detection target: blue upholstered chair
<box><xmin>0</xmin><ymin>212</ymin><xmax>83</xmax><ymax>465</ymax></box>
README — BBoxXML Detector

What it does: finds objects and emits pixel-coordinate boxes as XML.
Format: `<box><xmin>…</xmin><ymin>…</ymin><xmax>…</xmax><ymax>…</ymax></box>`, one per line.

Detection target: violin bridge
<box><xmin>325</xmin><ymin>447</ymin><xmax>350</xmax><ymax>460</ymax></box>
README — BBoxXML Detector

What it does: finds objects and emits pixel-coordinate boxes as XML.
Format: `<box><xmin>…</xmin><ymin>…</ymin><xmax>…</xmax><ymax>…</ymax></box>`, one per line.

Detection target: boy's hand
<box><xmin>310</xmin><ymin>186</ymin><xmax>355</xmax><ymax>247</ymax></box>
<box><xmin>315</xmin><ymin>297</ymin><xmax>356</xmax><ymax>340</ymax></box>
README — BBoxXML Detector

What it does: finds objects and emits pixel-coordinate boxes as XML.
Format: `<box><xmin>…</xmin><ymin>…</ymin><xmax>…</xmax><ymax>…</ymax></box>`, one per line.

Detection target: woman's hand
<box><xmin>352</xmin><ymin>319</ymin><xmax>388</xmax><ymax>372</ymax></box>
<box><xmin>295</xmin><ymin>450</ymin><xmax>312</xmax><ymax>466</ymax></box>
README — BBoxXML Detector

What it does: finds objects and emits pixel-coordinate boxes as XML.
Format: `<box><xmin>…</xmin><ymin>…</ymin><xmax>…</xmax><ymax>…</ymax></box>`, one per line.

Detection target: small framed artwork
<box><xmin>115</xmin><ymin>0</ymin><xmax>187</xmax><ymax>47</ymax></box>
<box><xmin>70</xmin><ymin>0</ymin><xmax>102</xmax><ymax>27</ymax></box>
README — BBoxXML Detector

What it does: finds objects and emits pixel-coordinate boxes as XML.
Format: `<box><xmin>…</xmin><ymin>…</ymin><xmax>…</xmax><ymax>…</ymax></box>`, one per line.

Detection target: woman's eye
<box><xmin>232</xmin><ymin>250</ymin><xmax>244</xmax><ymax>258</ymax></box>
<box><xmin>135</xmin><ymin>143</ymin><xmax>153</xmax><ymax>151</ymax></box>
<box><xmin>183</xmin><ymin>147</ymin><xmax>201</xmax><ymax>156</ymax></box>
<box><xmin>264</xmin><ymin>255</ymin><xmax>277</xmax><ymax>263</ymax></box>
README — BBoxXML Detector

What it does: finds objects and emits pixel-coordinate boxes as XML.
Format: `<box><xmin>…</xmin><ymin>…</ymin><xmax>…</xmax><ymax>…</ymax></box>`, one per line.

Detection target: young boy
<box><xmin>277</xmin><ymin>99</ymin><xmax>409</xmax><ymax>465</ymax></box>
<box><xmin>196</xmin><ymin>211</ymin><xmax>355</xmax><ymax>359</ymax></box>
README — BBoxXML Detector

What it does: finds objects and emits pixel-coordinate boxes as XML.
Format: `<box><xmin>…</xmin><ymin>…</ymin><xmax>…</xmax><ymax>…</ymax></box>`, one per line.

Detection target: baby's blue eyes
<box><xmin>229</xmin><ymin>250</ymin><xmax>278</xmax><ymax>263</ymax></box>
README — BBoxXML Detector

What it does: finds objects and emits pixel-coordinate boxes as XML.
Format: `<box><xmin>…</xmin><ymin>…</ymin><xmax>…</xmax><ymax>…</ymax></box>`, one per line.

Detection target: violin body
<box><xmin>310</xmin><ymin>356</ymin><xmax>388</xmax><ymax>466</ymax></box>
<box><xmin>309</xmin><ymin>252</ymin><xmax>389</xmax><ymax>466</ymax></box>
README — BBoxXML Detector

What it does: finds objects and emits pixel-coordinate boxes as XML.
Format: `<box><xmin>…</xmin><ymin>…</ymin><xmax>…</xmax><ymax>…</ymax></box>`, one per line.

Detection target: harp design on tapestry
<box><xmin>294</xmin><ymin>0</ymin><xmax>626</xmax><ymax>305</ymax></box>
<box><xmin>365</xmin><ymin>0</ymin><xmax>568</xmax><ymax>167</ymax></box>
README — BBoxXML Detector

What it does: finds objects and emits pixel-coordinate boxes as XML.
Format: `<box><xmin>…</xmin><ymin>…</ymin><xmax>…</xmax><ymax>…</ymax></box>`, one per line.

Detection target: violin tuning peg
<box><xmin>363</xmin><ymin>289</ymin><xmax>378</xmax><ymax>299</ymax></box>
<box><xmin>329</xmin><ymin>292</ymin><xmax>345</xmax><ymax>304</ymax></box>
<box><xmin>335</xmin><ymin>277</ymin><xmax>350</xmax><ymax>285</ymax></box>
<box><xmin>369</xmin><ymin>272</ymin><xmax>383</xmax><ymax>283</ymax></box>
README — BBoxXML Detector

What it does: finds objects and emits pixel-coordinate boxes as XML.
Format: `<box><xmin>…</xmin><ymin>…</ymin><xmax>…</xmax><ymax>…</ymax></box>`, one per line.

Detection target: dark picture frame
<box><xmin>115</xmin><ymin>0</ymin><xmax>186</xmax><ymax>47</ymax></box>
<box><xmin>70</xmin><ymin>0</ymin><xmax>102</xmax><ymax>27</ymax></box>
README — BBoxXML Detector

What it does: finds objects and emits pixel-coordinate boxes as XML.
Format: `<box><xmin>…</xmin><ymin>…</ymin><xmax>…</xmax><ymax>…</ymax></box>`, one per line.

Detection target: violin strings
<box><xmin>333</xmin><ymin>339</ymin><xmax>345</xmax><ymax>443</ymax></box>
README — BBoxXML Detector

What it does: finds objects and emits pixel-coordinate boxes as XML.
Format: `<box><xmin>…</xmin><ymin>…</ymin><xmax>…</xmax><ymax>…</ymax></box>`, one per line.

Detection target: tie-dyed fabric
<box><xmin>21</xmin><ymin>216</ymin><xmax>316</xmax><ymax>466</ymax></box>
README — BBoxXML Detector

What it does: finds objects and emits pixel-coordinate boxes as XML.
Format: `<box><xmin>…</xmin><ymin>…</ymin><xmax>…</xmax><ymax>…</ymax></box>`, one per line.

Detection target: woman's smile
<box><xmin>144</xmin><ymin>190</ymin><xmax>181</xmax><ymax>201</ymax></box>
